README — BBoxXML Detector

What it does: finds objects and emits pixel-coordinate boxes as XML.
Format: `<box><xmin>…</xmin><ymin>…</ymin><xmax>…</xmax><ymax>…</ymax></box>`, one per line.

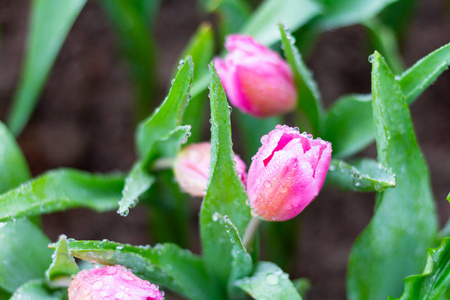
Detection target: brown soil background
<box><xmin>0</xmin><ymin>0</ymin><xmax>449</xmax><ymax>299</ymax></box>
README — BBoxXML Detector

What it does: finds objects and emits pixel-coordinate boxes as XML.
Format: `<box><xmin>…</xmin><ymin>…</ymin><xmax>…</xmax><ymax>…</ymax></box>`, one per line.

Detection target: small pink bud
<box><xmin>214</xmin><ymin>34</ymin><xmax>297</xmax><ymax>118</ymax></box>
<box><xmin>247</xmin><ymin>125</ymin><xmax>332</xmax><ymax>221</ymax></box>
<box><xmin>174</xmin><ymin>142</ymin><xmax>247</xmax><ymax>196</ymax></box>
<box><xmin>68</xmin><ymin>265</ymin><xmax>164</xmax><ymax>300</ymax></box>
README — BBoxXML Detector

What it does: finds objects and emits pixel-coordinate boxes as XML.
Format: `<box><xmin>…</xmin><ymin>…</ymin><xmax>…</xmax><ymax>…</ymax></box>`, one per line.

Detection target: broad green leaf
<box><xmin>46</xmin><ymin>235</ymin><xmax>78</xmax><ymax>285</ymax></box>
<box><xmin>347</xmin><ymin>52</ymin><xmax>438</xmax><ymax>300</ymax></box>
<box><xmin>0</xmin><ymin>219</ymin><xmax>52</xmax><ymax>293</ymax></box>
<box><xmin>213</xmin><ymin>213</ymin><xmax>253</xmax><ymax>299</ymax></box>
<box><xmin>9</xmin><ymin>279</ymin><xmax>63</xmax><ymax>300</ymax></box>
<box><xmin>117</xmin><ymin>162</ymin><xmax>155</xmax><ymax>216</ymax></box>
<box><xmin>235</xmin><ymin>111</ymin><xmax>281</xmax><ymax>161</ymax></box>
<box><xmin>241</xmin><ymin>0</ymin><xmax>322</xmax><ymax>46</ymax></box>
<box><xmin>200</xmin><ymin>64</ymin><xmax>251</xmax><ymax>289</ymax></box>
<box><xmin>311</xmin><ymin>0</ymin><xmax>397</xmax><ymax>31</ymax></box>
<box><xmin>0</xmin><ymin>121</ymin><xmax>30</xmax><ymax>194</ymax></box>
<box><xmin>380</xmin><ymin>0</ymin><xmax>419</xmax><ymax>40</ymax></box>
<box><xmin>236</xmin><ymin>262</ymin><xmax>302</xmax><ymax>300</ymax></box>
<box><xmin>0</xmin><ymin>169</ymin><xmax>124</xmax><ymax>222</ymax></box>
<box><xmin>364</xmin><ymin>18</ymin><xmax>404</xmax><ymax>75</ymax></box>
<box><xmin>99</xmin><ymin>0</ymin><xmax>158</xmax><ymax>121</ymax></box>
<box><xmin>390</xmin><ymin>238</ymin><xmax>450</xmax><ymax>300</ymax></box>
<box><xmin>120</xmin><ymin>58</ymin><xmax>193</xmax><ymax>215</ymax></box>
<box><xmin>325</xmin><ymin>158</ymin><xmax>396</xmax><ymax>192</ymax></box>
<box><xmin>279</xmin><ymin>24</ymin><xmax>323</xmax><ymax>135</ymax></box>
<box><xmin>7</xmin><ymin>0</ymin><xmax>87</xmax><ymax>135</ymax></box>
<box><xmin>61</xmin><ymin>240</ymin><xmax>222</xmax><ymax>300</ymax></box>
<box><xmin>180</xmin><ymin>23</ymin><xmax>214</xmax><ymax>143</ymax></box>
<box><xmin>325</xmin><ymin>42</ymin><xmax>450</xmax><ymax>158</ymax></box>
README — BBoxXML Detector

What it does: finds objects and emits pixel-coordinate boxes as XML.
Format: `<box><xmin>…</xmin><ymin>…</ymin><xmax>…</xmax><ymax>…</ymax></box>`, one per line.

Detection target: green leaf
<box><xmin>213</xmin><ymin>213</ymin><xmax>253</xmax><ymax>300</ymax></box>
<box><xmin>390</xmin><ymin>238</ymin><xmax>450</xmax><ymax>300</ymax></box>
<box><xmin>9</xmin><ymin>279</ymin><xmax>63</xmax><ymax>300</ymax></box>
<box><xmin>120</xmin><ymin>58</ymin><xmax>193</xmax><ymax>215</ymax></box>
<box><xmin>0</xmin><ymin>121</ymin><xmax>31</xmax><ymax>194</ymax></box>
<box><xmin>325</xmin><ymin>42</ymin><xmax>450</xmax><ymax>157</ymax></box>
<box><xmin>99</xmin><ymin>0</ymin><xmax>158</xmax><ymax>121</ymax></box>
<box><xmin>61</xmin><ymin>240</ymin><xmax>222</xmax><ymax>300</ymax></box>
<box><xmin>0</xmin><ymin>219</ymin><xmax>52</xmax><ymax>293</ymax></box>
<box><xmin>200</xmin><ymin>64</ymin><xmax>251</xmax><ymax>289</ymax></box>
<box><xmin>180</xmin><ymin>23</ymin><xmax>214</xmax><ymax>143</ymax></box>
<box><xmin>7</xmin><ymin>0</ymin><xmax>87</xmax><ymax>135</ymax></box>
<box><xmin>347</xmin><ymin>52</ymin><xmax>438</xmax><ymax>300</ymax></box>
<box><xmin>311</xmin><ymin>0</ymin><xmax>397</xmax><ymax>31</ymax></box>
<box><xmin>136</xmin><ymin>57</ymin><xmax>193</xmax><ymax>161</ymax></box>
<box><xmin>364</xmin><ymin>18</ymin><xmax>404</xmax><ymax>75</ymax></box>
<box><xmin>117</xmin><ymin>162</ymin><xmax>155</xmax><ymax>216</ymax></box>
<box><xmin>46</xmin><ymin>235</ymin><xmax>78</xmax><ymax>285</ymax></box>
<box><xmin>241</xmin><ymin>0</ymin><xmax>322</xmax><ymax>46</ymax></box>
<box><xmin>0</xmin><ymin>288</ymin><xmax>11</xmax><ymax>300</ymax></box>
<box><xmin>0</xmin><ymin>169</ymin><xmax>124</xmax><ymax>222</ymax></box>
<box><xmin>279</xmin><ymin>24</ymin><xmax>323</xmax><ymax>135</ymax></box>
<box><xmin>325</xmin><ymin>158</ymin><xmax>396</xmax><ymax>192</ymax></box>
<box><xmin>236</xmin><ymin>262</ymin><xmax>302</xmax><ymax>300</ymax></box>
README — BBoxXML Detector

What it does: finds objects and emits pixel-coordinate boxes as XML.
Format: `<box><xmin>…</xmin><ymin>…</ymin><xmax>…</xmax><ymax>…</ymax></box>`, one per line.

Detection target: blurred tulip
<box><xmin>174</xmin><ymin>142</ymin><xmax>247</xmax><ymax>196</ymax></box>
<box><xmin>68</xmin><ymin>265</ymin><xmax>164</xmax><ymax>300</ymax></box>
<box><xmin>247</xmin><ymin>125</ymin><xmax>332</xmax><ymax>221</ymax></box>
<box><xmin>214</xmin><ymin>34</ymin><xmax>297</xmax><ymax>117</ymax></box>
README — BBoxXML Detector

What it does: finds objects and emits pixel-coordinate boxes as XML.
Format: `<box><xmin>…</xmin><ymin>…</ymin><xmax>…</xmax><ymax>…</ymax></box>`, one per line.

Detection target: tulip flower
<box><xmin>173</xmin><ymin>142</ymin><xmax>247</xmax><ymax>196</ymax></box>
<box><xmin>247</xmin><ymin>125</ymin><xmax>332</xmax><ymax>221</ymax></box>
<box><xmin>214</xmin><ymin>34</ymin><xmax>297</xmax><ymax>117</ymax></box>
<box><xmin>68</xmin><ymin>265</ymin><xmax>164</xmax><ymax>300</ymax></box>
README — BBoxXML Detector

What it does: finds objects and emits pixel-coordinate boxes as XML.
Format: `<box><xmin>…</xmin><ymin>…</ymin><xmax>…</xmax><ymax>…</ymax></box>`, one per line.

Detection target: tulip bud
<box><xmin>68</xmin><ymin>265</ymin><xmax>164</xmax><ymax>300</ymax></box>
<box><xmin>247</xmin><ymin>125</ymin><xmax>332</xmax><ymax>221</ymax></box>
<box><xmin>214</xmin><ymin>34</ymin><xmax>297</xmax><ymax>117</ymax></box>
<box><xmin>174</xmin><ymin>142</ymin><xmax>247</xmax><ymax>196</ymax></box>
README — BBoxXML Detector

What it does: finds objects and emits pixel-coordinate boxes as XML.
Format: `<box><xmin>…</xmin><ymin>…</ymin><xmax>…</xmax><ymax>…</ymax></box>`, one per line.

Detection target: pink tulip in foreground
<box><xmin>247</xmin><ymin>125</ymin><xmax>332</xmax><ymax>221</ymax></box>
<box><xmin>214</xmin><ymin>34</ymin><xmax>297</xmax><ymax>117</ymax></box>
<box><xmin>174</xmin><ymin>142</ymin><xmax>247</xmax><ymax>196</ymax></box>
<box><xmin>68</xmin><ymin>265</ymin><xmax>164</xmax><ymax>300</ymax></box>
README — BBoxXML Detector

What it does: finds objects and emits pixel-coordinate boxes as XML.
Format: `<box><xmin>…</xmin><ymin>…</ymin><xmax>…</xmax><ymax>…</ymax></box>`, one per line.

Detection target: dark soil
<box><xmin>0</xmin><ymin>0</ymin><xmax>449</xmax><ymax>299</ymax></box>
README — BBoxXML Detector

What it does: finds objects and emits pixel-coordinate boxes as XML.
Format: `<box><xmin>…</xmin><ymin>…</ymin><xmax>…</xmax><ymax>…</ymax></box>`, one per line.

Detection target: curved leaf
<box><xmin>279</xmin><ymin>24</ymin><xmax>323</xmax><ymax>135</ymax></box>
<box><xmin>59</xmin><ymin>240</ymin><xmax>222</xmax><ymax>300</ymax></box>
<box><xmin>390</xmin><ymin>238</ymin><xmax>450</xmax><ymax>300</ymax></box>
<box><xmin>7</xmin><ymin>0</ymin><xmax>87</xmax><ymax>135</ymax></box>
<box><xmin>0</xmin><ymin>219</ymin><xmax>52</xmax><ymax>293</ymax></box>
<box><xmin>46</xmin><ymin>235</ymin><xmax>78</xmax><ymax>284</ymax></box>
<box><xmin>311</xmin><ymin>0</ymin><xmax>396</xmax><ymax>31</ymax></box>
<box><xmin>235</xmin><ymin>262</ymin><xmax>302</xmax><ymax>300</ymax></box>
<box><xmin>325</xmin><ymin>42</ymin><xmax>450</xmax><ymax>157</ymax></box>
<box><xmin>9</xmin><ymin>279</ymin><xmax>63</xmax><ymax>300</ymax></box>
<box><xmin>241</xmin><ymin>0</ymin><xmax>321</xmax><ymax>46</ymax></box>
<box><xmin>347</xmin><ymin>52</ymin><xmax>438</xmax><ymax>300</ymax></box>
<box><xmin>0</xmin><ymin>169</ymin><xmax>124</xmax><ymax>222</ymax></box>
<box><xmin>325</xmin><ymin>158</ymin><xmax>396</xmax><ymax>192</ymax></box>
<box><xmin>200</xmin><ymin>64</ymin><xmax>251</xmax><ymax>289</ymax></box>
<box><xmin>0</xmin><ymin>121</ymin><xmax>30</xmax><ymax>194</ymax></box>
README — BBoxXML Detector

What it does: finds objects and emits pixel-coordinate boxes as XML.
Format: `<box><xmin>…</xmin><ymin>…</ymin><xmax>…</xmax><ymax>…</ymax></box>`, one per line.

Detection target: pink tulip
<box><xmin>247</xmin><ymin>125</ymin><xmax>332</xmax><ymax>221</ymax></box>
<box><xmin>68</xmin><ymin>265</ymin><xmax>164</xmax><ymax>300</ymax></box>
<box><xmin>174</xmin><ymin>142</ymin><xmax>247</xmax><ymax>196</ymax></box>
<box><xmin>214</xmin><ymin>34</ymin><xmax>297</xmax><ymax>118</ymax></box>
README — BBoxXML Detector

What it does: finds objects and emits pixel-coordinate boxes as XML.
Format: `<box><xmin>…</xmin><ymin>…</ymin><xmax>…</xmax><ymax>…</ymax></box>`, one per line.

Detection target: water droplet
<box><xmin>368</xmin><ymin>54</ymin><xmax>375</xmax><ymax>63</ymax></box>
<box><xmin>93</xmin><ymin>281</ymin><xmax>103</xmax><ymax>290</ymax></box>
<box><xmin>264</xmin><ymin>180</ymin><xmax>272</xmax><ymax>188</ymax></box>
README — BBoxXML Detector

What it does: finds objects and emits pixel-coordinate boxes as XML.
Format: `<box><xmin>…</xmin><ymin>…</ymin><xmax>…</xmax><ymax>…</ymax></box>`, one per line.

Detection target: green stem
<box><xmin>151</xmin><ymin>158</ymin><xmax>174</xmax><ymax>171</ymax></box>
<box><xmin>242</xmin><ymin>216</ymin><xmax>261</xmax><ymax>252</ymax></box>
